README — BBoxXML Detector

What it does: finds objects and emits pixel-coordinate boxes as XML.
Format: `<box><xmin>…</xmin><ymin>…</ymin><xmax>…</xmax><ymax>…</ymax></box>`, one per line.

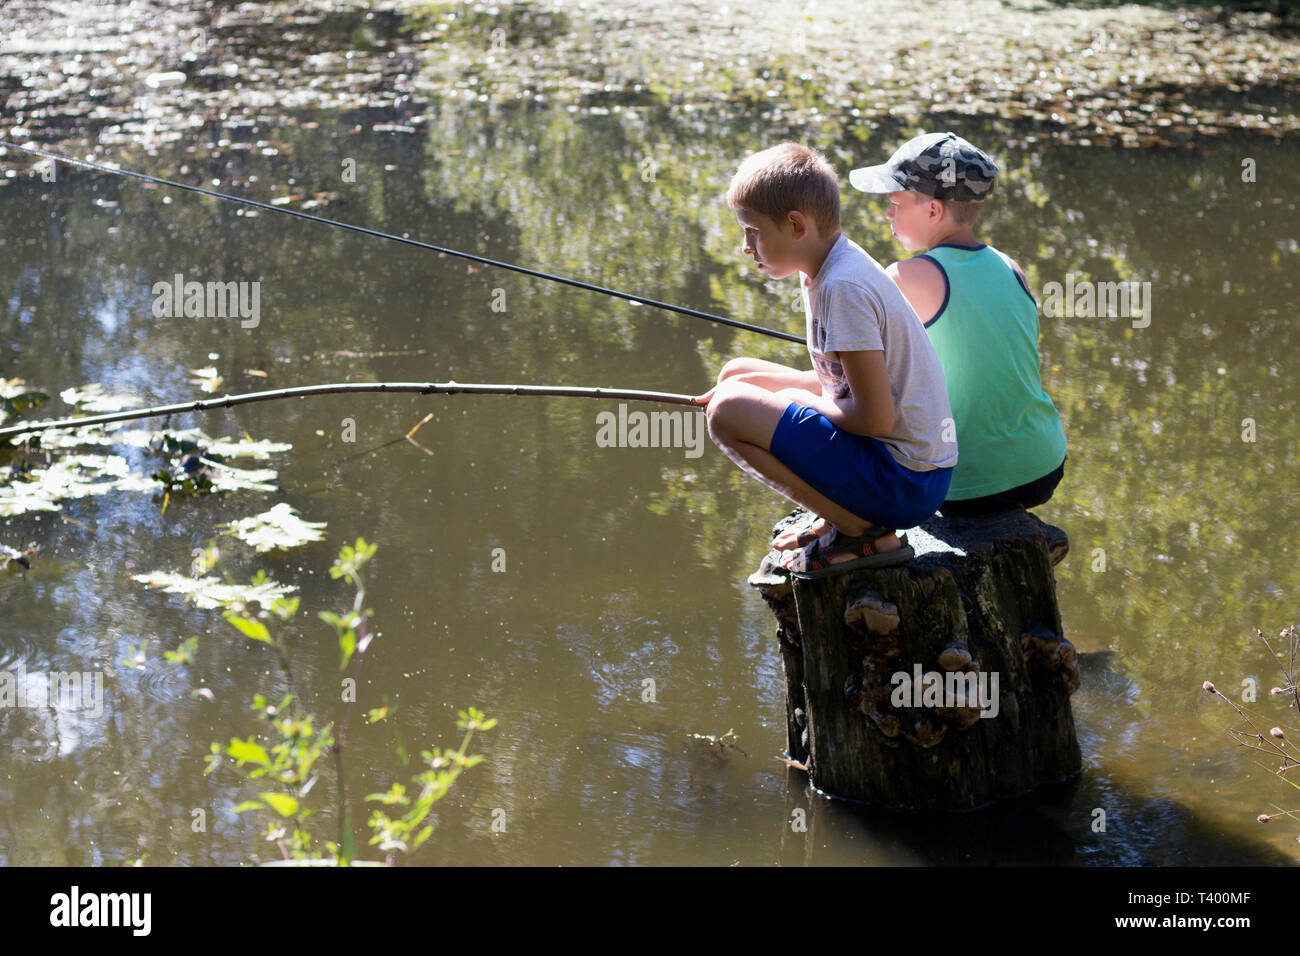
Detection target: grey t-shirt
<box><xmin>799</xmin><ymin>233</ymin><xmax>957</xmax><ymax>472</ymax></box>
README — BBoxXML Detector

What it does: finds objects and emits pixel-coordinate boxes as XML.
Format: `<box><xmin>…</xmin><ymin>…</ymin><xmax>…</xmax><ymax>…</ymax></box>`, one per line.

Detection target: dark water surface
<box><xmin>0</xmin><ymin>100</ymin><xmax>1297</xmax><ymax>865</ymax></box>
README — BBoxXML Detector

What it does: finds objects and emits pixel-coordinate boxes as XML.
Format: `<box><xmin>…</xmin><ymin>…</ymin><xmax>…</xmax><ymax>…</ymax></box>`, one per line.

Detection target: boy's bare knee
<box><xmin>705</xmin><ymin>390</ymin><xmax>729</xmax><ymax>426</ymax></box>
<box><xmin>706</xmin><ymin>385</ymin><xmax>745</xmax><ymax>432</ymax></box>
<box><xmin>705</xmin><ymin>402</ymin><xmax>732</xmax><ymax>445</ymax></box>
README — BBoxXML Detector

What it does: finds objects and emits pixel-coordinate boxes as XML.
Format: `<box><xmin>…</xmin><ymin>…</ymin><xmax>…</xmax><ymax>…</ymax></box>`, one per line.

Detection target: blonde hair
<box><xmin>726</xmin><ymin>142</ymin><xmax>840</xmax><ymax>238</ymax></box>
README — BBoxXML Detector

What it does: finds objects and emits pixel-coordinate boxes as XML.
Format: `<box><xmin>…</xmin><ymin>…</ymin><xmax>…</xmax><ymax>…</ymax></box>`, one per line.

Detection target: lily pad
<box><xmin>1</xmin><ymin>412</ymin><xmax>284</xmax><ymax>513</ymax></box>
<box><xmin>151</xmin><ymin>430</ymin><xmax>292</xmax><ymax>460</ymax></box>
<box><xmin>4</xmin><ymin>425</ymin><xmax>136</xmax><ymax>451</ymax></box>
<box><xmin>132</xmin><ymin>570</ymin><xmax>297</xmax><ymax>610</ymax></box>
<box><xmin>0</xmin><ymin>454</ymin><xmax>156</xmax><ymax>516</ymax></box>
<box><xmin>21</xmin><ymin>426</ymin><xmax>292</xmax><ymax>459</ymax></box>
<box><xmin>223</xmin><ymin>502</ymin><xmax>326</xmax><ymax>552</ymax></box>
<box><xmin>204</xmin><ymin>435</ymin><xmax>294</xmax><ymax>459</ymax></box>
<box><xmin>60</xmin><ymin>384</ymin><xmax>140</xmax><ymax>413</ymax></box>
<box><xmin>153</xmin><ymin>457</ymin><xmax>279</xmax><ymax>496</ymax></box>
<box><xmin>206</xmin><ymin>461</ymin><xmax>279</xmax><ymax>493</ymax></box>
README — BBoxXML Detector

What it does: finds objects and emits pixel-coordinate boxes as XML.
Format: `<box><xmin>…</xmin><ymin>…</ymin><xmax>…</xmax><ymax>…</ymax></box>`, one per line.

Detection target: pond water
<box><xmin>1</xmin><ymin>91</ymin><xmax>1297</xmax><ymax>865</ymax></box>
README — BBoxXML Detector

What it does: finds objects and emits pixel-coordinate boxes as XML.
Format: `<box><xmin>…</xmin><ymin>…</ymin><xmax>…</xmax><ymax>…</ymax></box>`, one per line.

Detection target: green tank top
<box><xmin>919</xmin><ymin>244</ymin><xmax>1067</xmax><ymax>500</ymax></box>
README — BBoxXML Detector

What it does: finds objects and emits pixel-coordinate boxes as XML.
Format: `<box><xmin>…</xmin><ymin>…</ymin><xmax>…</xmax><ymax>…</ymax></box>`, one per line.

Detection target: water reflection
<box><xmin>0</xmin><ymin>100</ymin><xmax>1297</xmax><ymax>865</ymax></box>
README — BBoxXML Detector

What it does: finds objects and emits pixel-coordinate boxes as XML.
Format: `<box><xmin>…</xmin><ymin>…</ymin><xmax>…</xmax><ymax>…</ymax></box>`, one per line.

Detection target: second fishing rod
<box><xmin>0</xmin><ymin>141</ymin><xmax>805</xmax><ymax>345</ymax></box>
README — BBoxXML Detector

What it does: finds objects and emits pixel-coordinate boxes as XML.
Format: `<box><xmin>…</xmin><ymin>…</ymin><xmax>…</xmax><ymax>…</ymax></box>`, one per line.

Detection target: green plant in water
<box><xmin>1203</xmin><ymin>625</ymin><xmax>1300</xmax><ymax>841</ymax></box>
<box><xmin>365</xmin><ymin>707</ymin><xmax>496</xmax><ymax>857</ymax></box>
<box><xmin>204</xmin><ymin>538</ymin><xmax>494</xmax><ymax>865</ymax></box>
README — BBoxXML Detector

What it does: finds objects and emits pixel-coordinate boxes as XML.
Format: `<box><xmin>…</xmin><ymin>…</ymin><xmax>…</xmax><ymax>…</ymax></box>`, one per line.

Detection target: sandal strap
<box><xmin>778</xmin><ymin>526</ymin><xmax>899</xmax><ymax>572</ymax></box>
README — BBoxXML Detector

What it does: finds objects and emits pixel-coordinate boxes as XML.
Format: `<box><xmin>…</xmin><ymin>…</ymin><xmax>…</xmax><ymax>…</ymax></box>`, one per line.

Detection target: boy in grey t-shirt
<box><xmin>697</xmin><ymin>142</ymin><xmax>956</xmax><ymax>575</ymax></box>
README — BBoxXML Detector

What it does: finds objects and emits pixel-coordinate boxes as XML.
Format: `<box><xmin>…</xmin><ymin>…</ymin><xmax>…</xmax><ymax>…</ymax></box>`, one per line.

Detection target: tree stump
<box><xmin>749</xmin><ymin>507</ymin><xmax>1081</xmax><ymax>811</ymax></box>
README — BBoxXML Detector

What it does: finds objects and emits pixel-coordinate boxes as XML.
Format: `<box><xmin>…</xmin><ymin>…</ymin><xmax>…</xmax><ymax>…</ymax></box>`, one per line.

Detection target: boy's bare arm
<box><xmin>789</xmin><ymin>350</ymin><xmax>894</xmax><ymax>437</ymax></box>
<box><xmin>885</xmin><ymin>259</ymin><xmax>946</xmax><ymax>325</ymax></box>
<box><xmin>695</xmin><ymin>366</ymin><xmax>820</xmax><ymax>404</ymax></box>
<box><xmin>733</xmin><ymin>367</ymin><xmax>820</xmax><ymax>393</ymax></box>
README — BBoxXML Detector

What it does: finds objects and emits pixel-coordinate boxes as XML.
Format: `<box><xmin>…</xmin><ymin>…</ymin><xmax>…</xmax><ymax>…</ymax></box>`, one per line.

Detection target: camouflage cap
<box><xmin>849</xmin><ymin>131</ymin><xmax>998</xmax><ymax>202</ymax></box>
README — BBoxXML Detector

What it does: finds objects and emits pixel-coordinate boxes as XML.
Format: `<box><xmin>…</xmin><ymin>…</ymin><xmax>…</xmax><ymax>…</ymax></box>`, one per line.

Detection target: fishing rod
<box><xmin>0</xmin><ymin>141</ymin><xmax>804</xmax><ymax>345</ymax></box>
<box><xmin>0</xmin><ymin>381</ymin><xmax>703</xmax><ymax>441</ymax></box>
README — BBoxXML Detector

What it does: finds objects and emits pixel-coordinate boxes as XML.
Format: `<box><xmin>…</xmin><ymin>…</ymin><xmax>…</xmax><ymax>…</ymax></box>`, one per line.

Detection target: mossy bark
<box><xmin>750</xmin><ymin>507</ymin><xmax>1081</xmax><ymax>811</ymax></box>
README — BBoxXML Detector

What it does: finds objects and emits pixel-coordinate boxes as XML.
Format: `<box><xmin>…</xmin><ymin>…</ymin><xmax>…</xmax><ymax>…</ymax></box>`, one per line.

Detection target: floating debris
<box><xmin>1</xmin><ymin>542</ymin><xmax>36</xmax><ymax>571</ymax></box>
<box><xmin>189</xmin><ymin>368</ymin><xmax>224</xmax><ymax>394</ymax></box>
<box><xmin>0</xmin><ymin>379</ymin><xmax>50</xmax><ymax>425</ymax></box>
<box><xmin>144</xmin><ymin>71</ymin><xmax>187</xmax><ymax>89</ymax></box>
<box><xmin>687</xmin><ymin>727</ymin><xmax>748</xmax><ymax>758</ymax></box>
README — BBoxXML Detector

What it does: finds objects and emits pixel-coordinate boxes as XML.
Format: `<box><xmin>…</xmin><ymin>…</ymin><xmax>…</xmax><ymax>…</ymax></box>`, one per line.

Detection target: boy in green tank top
<box><xmin>849</xmin><ymin>132</ymin><xmax>1067</xmax><ymax>516</ymax></box>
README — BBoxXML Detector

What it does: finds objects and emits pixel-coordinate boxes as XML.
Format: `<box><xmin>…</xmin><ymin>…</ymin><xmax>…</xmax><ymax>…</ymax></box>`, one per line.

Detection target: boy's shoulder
<box><xmin>885</xmin><ymin>254</ymin><xmax>944</xmax><ymax>283</ymax></box>
<box><xmin>884</xmin><ymin>255</ymin><xmax>946</xmax><ymax>325</ymax></box>
<box><xmin>891</xmin><ymin>243</ymin><xmax>1033</xmax><ymax>312</ymax></box>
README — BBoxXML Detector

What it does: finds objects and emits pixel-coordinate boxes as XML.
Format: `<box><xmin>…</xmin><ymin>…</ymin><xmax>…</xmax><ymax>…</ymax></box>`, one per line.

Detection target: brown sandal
<box><xmin>779</xmin><ymin>525</ymin><xmax>914</xmax><ymax>577</ymax></box>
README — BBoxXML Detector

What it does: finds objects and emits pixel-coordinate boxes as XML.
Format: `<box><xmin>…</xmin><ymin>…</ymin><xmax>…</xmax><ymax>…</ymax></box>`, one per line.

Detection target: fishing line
<box><xmin>0</xmin><ymin>381</ymin><xmax>703</xmax><ymax>440</ymax></box>
<box><xmin>0</xmin><ymin>141</ymin><xmax>804</xmax><ymax>345</ymax></box>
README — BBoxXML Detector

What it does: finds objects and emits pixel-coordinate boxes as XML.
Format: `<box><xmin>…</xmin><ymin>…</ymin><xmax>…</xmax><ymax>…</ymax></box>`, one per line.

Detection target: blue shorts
<box><xmin>768</xmin><ymin>401</ymin><xmax>952</xmax><ymax>530</ymax></box>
